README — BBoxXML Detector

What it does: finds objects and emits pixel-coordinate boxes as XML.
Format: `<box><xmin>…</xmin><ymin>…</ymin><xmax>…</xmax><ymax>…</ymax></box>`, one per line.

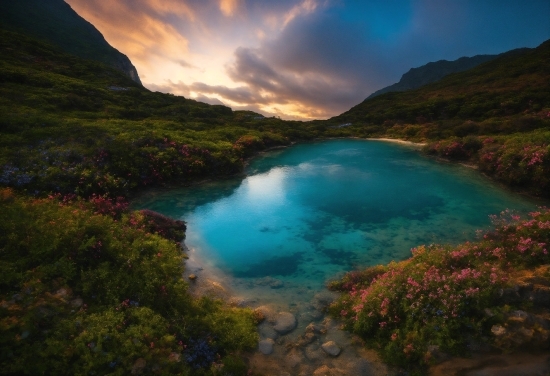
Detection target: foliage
<box><xmin>0</xmin><ymin>188</ymin><xmax>257</xmax><ymax>375</ymax></box>
<box><xmin>329</xmin><ymin>209</ymin><xmax>550</xmax><ymax>371</ymax></box>
<box><xmin>424</xmin><ymin>131</ymin><xmax>550</xmax><ymax>196</ymax></box>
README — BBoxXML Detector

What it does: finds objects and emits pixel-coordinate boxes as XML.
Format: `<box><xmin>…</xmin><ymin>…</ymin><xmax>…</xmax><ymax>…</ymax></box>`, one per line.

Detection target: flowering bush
<box><xmin>0</xmin><ymin>189</ymin><xmax>257</xmax><ymax>375</ymax></box>
<box><xmin>329</xmin><ymin>208</ymin><xmax>550</xmax><ymax>369</ymax></box>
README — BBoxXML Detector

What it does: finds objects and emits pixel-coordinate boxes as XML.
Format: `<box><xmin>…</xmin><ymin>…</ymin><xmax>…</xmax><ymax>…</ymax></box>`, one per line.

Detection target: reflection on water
<box><xmin>132</xmin><ymin>139</ymin><xmax>542</xmax><ymax>306</ymax></box>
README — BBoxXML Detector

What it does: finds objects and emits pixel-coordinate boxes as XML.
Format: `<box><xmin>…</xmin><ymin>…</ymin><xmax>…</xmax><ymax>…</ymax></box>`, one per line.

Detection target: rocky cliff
<box><xmin>0</xmin><ymin>0</ymin><xmax>141</xmax><ymax>85</ymax></box>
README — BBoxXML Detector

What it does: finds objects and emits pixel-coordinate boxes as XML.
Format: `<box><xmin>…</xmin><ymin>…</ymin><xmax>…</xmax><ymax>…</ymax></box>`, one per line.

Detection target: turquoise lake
<box><xmin>133</xmin><ymin>139</ymin><xmax>541</xmax><ymax>305</ymax></box>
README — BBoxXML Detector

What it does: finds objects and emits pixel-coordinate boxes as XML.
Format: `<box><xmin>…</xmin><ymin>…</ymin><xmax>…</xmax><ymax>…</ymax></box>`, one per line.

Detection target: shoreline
<box><xmin>368</xmin><ymin>137</ymin><xmax>427</xmax><ymax>147</ymax></box>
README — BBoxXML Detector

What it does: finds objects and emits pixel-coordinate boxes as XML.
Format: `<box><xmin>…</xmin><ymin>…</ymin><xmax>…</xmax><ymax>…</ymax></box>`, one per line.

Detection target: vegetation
<box><xmin>329</xmin><ymin>209</ymin><xmax>550</xmax><ymax>373</ymax></box>
<box><xmin>0</xmin><ymin>15</ymin><xmax>549</xmax><ymax>374</ymax></box>
<box><xmin>0</xmin><ymin>188</ymin><xmax>258</xmax><ymax>375</ymax></box>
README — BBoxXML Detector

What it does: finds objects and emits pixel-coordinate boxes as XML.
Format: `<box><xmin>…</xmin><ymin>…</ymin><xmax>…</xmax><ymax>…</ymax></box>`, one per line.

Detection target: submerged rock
<box><xmin>273</xmin><ymin>312</ymin><xmax>297</xmax><ymax>334</ymax></box>
<box><xmin>321</xmin><ymin>341</ymin><xmax>341</xmax><ymax>357</ymax></box>
<box><xmin>259</xmin><ymin>338</ymin><xmax>275</xmax><ymax>355</ymax></box>
<box><xmin>255</xmin><ymin>305</ymin><xmax>277</xmax><ymax>323</ymax></box>
<box><xmin>258</xmin><ymin>322</ymin><xmax>279</xmax><ymax>340</ymax></box>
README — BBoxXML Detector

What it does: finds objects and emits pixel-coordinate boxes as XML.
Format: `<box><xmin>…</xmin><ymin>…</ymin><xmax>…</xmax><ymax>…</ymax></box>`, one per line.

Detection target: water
<box><xmin>132</xmin><ymin>139</ymin><xmax>541</xmax><ymax>306</ymax></box>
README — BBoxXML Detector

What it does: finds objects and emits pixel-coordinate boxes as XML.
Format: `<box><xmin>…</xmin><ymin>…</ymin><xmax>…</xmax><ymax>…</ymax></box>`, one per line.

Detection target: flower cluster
<box><xmin>330</xmin><ymin>208</ymin><xmax>550</xmax><ymax>368</ymax></box>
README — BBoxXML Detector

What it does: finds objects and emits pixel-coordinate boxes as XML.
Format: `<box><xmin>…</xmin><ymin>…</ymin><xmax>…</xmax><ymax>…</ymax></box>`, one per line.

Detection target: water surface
<box><xmin>133</xmin><ymin>139</ymin><xmax>541</xmax><ymax>303</ymax></box>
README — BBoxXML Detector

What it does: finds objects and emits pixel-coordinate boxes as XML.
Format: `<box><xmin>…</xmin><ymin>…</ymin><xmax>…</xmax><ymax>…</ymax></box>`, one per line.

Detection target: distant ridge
<box><xmin>0</xmin><ymin>0</ymin><xmax>141</xmax><ymax>85</ymax></box>
<box><xmin>367</xmin><ymin>49</ymin><xmax>528</xmax><ymax>99</ymax></box>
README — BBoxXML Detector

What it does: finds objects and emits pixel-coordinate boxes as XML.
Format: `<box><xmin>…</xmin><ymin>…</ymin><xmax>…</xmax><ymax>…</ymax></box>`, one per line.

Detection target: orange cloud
<box><xmin>219</xmin><ymin>0</ymin><xmax>242</xmax><ymax>17</ymax></box>
<box><xmin>65</xmin><ymin>0</ymin><xmax>191</xmax><ymax>76</ymax></box>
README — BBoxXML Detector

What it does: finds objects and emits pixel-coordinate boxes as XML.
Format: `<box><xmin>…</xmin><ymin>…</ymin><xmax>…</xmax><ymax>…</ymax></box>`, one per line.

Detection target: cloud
<box><xmin>66</xmin><ymin>0</ymin><xmax>550</xmax><ymax>120</ymax></box>
<box><xmin>282</xmin><ymin>0</ymin><xmax>321</xmax><ymax>28</ymax></box>
<box><xmin>177</xmin><ymin>59</ymin><xmax>199</xmax><ymax>70</ymax></box>
<box><xmin>219</xmin><ymin>0</ymin><xmax>242</xmax><ymax>17</ymax></box>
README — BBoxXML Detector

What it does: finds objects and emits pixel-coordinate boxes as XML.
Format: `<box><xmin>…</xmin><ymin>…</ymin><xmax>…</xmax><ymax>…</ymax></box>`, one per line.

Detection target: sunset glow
<box><xmin>65</xmin><ymin>0</ymin><xmax>550</xmax><ymax>120</ymax></box>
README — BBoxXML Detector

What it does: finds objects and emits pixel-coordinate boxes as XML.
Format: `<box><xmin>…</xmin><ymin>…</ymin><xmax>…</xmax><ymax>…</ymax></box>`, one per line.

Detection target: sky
<box><xmin>65</xmin><ymin>0</ymin><xmax>550</xmax><ymax>120</ymax></box>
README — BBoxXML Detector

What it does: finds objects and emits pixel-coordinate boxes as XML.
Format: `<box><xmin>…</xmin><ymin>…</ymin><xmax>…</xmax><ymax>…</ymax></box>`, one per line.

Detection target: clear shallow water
<box><xmin>133</xmin><ymin>139</ymin><xmax>541</xmax><ymax>302</ymax></box>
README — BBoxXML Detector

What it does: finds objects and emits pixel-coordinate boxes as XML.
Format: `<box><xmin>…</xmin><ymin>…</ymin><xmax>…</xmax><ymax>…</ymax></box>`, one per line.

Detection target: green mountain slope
<box><xmin>366</xmin><ymin>49</ymin><xmax>527</xmax><ymax>99</ymax></box>
<box><xmin>0</xmin><ymin>0</ymin><xmax>141</xmax><ymax>84</ymax></box>
<box><xmin>332</xmin><ymin>40</ymin><xmax>550</xmax><ymax>138</ymax></box>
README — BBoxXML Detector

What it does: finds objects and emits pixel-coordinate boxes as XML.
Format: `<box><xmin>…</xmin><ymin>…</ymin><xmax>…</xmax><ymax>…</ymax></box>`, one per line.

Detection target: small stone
<box><xmin>259</xmin><ymin>338</ymin><xmax>275</xmax><ymax>355</ymax></box>
<box><xmin>188</xmin><ymin>274</ymin><xmax>197</xmax><ymax>281</ymax></box>
<box><xmin>321</xmin><ymin>341</ymin><xmax>341</xmax><ymax>356</ymax></box>
<box><xmin>273</xmin><ymin>312</ymin><xmax>297</xmax><ymax>334</ymax></box>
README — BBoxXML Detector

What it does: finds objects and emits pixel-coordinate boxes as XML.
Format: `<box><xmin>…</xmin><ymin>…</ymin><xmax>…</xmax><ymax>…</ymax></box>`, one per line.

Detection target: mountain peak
<box><xmin>0</xmin><ymin>0</ymin><xmax>141</xmax><ymax>85</ymax></box>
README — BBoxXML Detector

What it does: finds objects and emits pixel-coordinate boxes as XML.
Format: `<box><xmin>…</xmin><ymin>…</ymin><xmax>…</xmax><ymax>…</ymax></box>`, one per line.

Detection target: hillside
<box><xmin>0</xmin><ymin>0</ymin><xmax>141</xmax><ymax>84</ymax></box>
<box><xmin>333</xmin><ymin>40</ymin><xmax>550</xmax><ymax>132</ymax></box>
<box><xmin>0</xmin><ymin>28</ymin><xmax>318</xmax><ymax>200</ymax></box>
<box><xmin>366</xmin><ymin>49</ymin><xmax>527</xmax><ymax>99</ymax></box>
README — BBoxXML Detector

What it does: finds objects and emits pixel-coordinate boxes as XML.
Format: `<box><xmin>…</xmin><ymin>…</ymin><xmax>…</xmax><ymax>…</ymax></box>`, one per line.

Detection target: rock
<box><xmin>188</xmin><ymin>274</ymin><xmax>197</xmax><ymax>281</ymax></box>
<box><xmin>305</xmin><ymin>344</ymin><xmax>324</xmax><ymax>361</ymax></box>
<box><xmin>273</xmin><ymin>312</ymin><xmax>297</xmax><ymax>334</ymax></box>
<box><xmin>321</xmin><ymin>341</ymin><xmax>341</xmax><ymax>357</ymax></box>
<box><xmin>259</xmin><ymin>338</ymin><xmax>275</xmax><ymax>355</ymax></box>
<box><xmin>258</xmin><ymin>322</ymin><xmax>279</xmax><ymax>339</ymax></box>
<box><xmin>294</xmin><ymin>332</ymin><xmax>316</xmax><ymax>347</ymax></box>
<box><xmin>255</xmin><ymin>305</ymin><xmax>277</xmax><ymax>323</ymax></box>
<box><xmin>285</xmin><ymin>348</ymin><xmax>304</xmax><ymax>368</ymax></box>
<box><xmin>306</xmin><ymin>323</ymin><xmax>324</xmax><ymax>333</ymax></box>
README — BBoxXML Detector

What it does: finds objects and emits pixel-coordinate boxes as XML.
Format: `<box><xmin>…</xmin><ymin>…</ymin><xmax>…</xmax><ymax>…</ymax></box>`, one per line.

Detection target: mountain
<box><xmin>333</xmin><ymin>40</ymin><xmax>549</xmax><ymax>134</ymax></box>
<box><xmin>367</xmin><ymin>49</ymin><xmax>528</xmax><ymax>99</ymax></box>
<box><xmin>0</xmin><ymin>0</ymin><xmax>141</xmax><ymax>84</ymax></box>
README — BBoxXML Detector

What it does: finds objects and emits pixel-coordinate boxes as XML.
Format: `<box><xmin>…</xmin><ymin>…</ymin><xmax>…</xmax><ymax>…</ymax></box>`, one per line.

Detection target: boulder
<box><xmin>273</xmin><ymin>312</ymin><xmax>297</xmax><ymax>334</ymax></box>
